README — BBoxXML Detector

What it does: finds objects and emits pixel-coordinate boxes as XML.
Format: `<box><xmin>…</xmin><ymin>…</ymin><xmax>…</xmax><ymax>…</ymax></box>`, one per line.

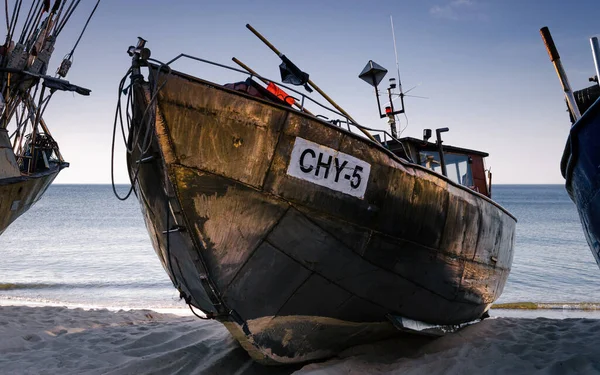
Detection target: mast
<box><xmin>539</xmin><ymin>26</ymin><xmax>581</xmax><ymax>121</ymax></box>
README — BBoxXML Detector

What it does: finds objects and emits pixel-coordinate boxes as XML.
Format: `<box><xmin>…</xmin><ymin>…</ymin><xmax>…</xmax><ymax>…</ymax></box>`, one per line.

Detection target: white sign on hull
<box><xmin>286</xmin><ymin>137</ymin><xmax>371</xmax><ymax>199</ymax></box>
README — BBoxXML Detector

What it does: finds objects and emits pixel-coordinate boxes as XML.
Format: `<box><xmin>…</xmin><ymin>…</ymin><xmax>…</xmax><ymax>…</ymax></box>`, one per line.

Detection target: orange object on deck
<box><xmin>267</xmin><ymin>82</ymin><xmax>295</xmax><ymax>106</ymax></box>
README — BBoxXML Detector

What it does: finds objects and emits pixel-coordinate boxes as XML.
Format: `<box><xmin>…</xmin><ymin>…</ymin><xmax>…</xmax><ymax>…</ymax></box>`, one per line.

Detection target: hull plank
<box><xmin>362</xmin><ymin>233</ymin><xmax>465</xmax><ymax>301</ymax></box>
<box><xmin>276</xmin><ymin>274</ymin><xmax>353</xmax><ymax>318</ymax></box>
<box><xmin>266</xmin><ymin>208</ymin><xmax>381</xmax><ymax>285</ymax></box>
<box><xmin>438</xmin><ymin>185</ymin><xmax>481</xmax><ymax>259</ymax></box>
<box><xmin>223</xmin><ymin>241</ymin><xmax>312</xmax><ymax>320</ymax></box>
<box><xmin>157</xmin><ymin>74</ymin><xmax>288</xmax><ymax>189</ymax></box>
<box><xmin>294</xmin><ymin>209</ymin><xmax>372</xmax><ymax>256</ymax></box>
<box><xmin>472</xmin><ymin>196</ymin><xmax>515</xmax><ymax>270</ymax></box>
<box><xmin>401</xmin><ymin>171</ymin><xmax>450</xmax><ymax>249</ymax></box>
<box><xmin>127</xmin><ymin>67</ymin><xmax>517</xmax><ymax>364</ymax></box>
<box><xmin>171</xmin><ymin>165</ymin><xmax>289</xmax><ymax>292</ymax></box>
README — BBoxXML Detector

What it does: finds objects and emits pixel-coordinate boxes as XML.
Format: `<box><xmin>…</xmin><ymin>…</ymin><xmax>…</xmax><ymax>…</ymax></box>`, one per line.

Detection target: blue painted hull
<box><xmin>562</xmin><ymin>97</ymin><xmax>600</xmax><ymax>266</ymax></box>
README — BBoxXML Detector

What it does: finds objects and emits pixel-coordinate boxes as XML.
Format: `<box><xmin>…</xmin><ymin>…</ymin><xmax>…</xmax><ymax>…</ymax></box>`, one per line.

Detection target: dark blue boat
<box><xmin>561</xmin><ymin>85</ymin><xmax>600</xmax><ymax>266</ymax></box>
<box><xmin>541</xmin><ymin>27</ymin><xmax>600</xmax><ymax>268</ymax></box>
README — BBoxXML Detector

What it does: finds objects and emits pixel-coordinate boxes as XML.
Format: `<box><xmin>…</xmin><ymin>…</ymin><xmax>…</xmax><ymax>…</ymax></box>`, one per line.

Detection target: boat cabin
<box><xmin>378</xmin><ymin>136</ymin><xmax>491</xmax><ymax>198</ymax></box>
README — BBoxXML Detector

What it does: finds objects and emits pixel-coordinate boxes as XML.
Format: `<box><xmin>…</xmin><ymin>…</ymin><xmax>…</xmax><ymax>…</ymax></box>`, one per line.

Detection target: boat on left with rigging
<box><xmin>0</xmin><ymin>0</ymin><xmax>99</xmax><ymax>236</ymax></box>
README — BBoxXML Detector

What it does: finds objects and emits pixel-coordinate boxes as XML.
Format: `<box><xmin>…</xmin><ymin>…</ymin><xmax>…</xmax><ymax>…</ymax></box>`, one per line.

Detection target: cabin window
<box><xmin>419</xmin><ymin>151</ymin><xmax>443</xmax><ymax>174</ymax></box>
<box><xmin>419</xmin><ymin>151</ymin><xmax>473</xmax><ymax>187</ymax></box>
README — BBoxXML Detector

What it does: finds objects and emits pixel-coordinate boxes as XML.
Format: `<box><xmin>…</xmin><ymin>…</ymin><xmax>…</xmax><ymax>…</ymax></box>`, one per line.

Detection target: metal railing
<box><xmin>158</xmin><ymin>53</ymin><xmax>404</xmax><ymax>147</ymax></box>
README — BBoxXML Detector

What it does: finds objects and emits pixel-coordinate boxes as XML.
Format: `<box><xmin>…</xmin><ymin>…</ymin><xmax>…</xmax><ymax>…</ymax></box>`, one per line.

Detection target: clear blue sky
<box><xmin>36</xmin><ymin>0</ymin><xmax>600</xmax><ymax>184</ymax></box>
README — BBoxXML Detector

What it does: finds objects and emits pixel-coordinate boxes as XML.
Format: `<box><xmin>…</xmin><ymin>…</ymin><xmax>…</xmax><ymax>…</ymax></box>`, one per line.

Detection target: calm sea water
<box><xmin>0</xmin><ymin>184</ymin><xmax>599</xmax><ymax>309</ymax></box>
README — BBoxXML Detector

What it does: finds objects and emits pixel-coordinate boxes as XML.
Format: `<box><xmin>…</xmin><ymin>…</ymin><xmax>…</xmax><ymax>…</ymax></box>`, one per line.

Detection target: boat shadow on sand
<box><xmin>2</xmin><ymin>306</ymin><xmax>600</xmax><ymax>374</ymax></box>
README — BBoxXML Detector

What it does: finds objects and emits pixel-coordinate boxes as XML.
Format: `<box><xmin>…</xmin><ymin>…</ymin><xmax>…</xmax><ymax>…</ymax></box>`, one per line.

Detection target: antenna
<box><xmin>358</xmin><ymin>17</ymin><xmax>412</xmax><ymax>139</ymax></box>
<box><xmin>390</xmin><ymin>15</ymin><xmax>404</xmax><ymax>96</ymax></box>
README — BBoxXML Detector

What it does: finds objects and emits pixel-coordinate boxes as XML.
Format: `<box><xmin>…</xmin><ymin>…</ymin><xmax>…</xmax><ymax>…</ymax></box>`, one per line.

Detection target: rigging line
<box><xmin>9</xmin><ymin>105</ymin><xmax>23</xmax><ymax>143</ymax></box>
<box><xmin>25</xmin><ymin>0</ymin><xmax>43</xmax><ymax>41</ymax></box>
<box><xmin>8</xmin><ymin>103</ymin><xmax>21</xmax><ymax>139</ymax></box>
<box><xmin>129</xmin><ymin>71</ymin><xmax>163</xmax><ymax>159</ymax></box>
<box><xmin>54</xmin><ymin>0</ymin><xmax>79</xmax><ymax>36</ymax></box>
<box><xmin>122</xmin><ymin>82</ymin><xmax>136</xmax><ymax>145</ymax></box>
<box><xmin>27</xmin><ymin>83</ymin><xmax>46</xmax><ymax>173</ymax></box>
<box><xmin>23</xmin><ymin>0</ymin><xmax>43</xmax><ymax>46</ymax></box>
<box><xmin>111</xmin><ymin>69</ymin><xmax>137</xmax><ymax>200</ymax></box>
<box><xmin>5</xmin><ymin>0</ymin><xmax>9</xmax><ymax>33</ymax></box>
<box><xmin>118</xmin><ymin>84</ymin><xmax>130</xmax><ymax>146</ymax></box>
<box><xmin>8</xmin><ymin>0</ymin><xmax>23</xmax><ymax>45</ymax></box>
<box><xmin>111</xmin><ymin>72</ymin><xmax>130</xmax><ymax>151</ymax></box>
<box><xmin>65</xmin><ymin>0</ymin><xmax>99</xmax><ymax>60</ymax></box>
<box><xmin>111</xmin><ymin>60</ymin><xmax>171</xmax><ymax>201</ymax></box>
<box><xmin>19</xmin><ymin>0</ymin><xmax>37</xmax><ymax>44</ymax></box>
<box><xmin>51</xmin><ymin>0</ymin><xmax>66</xmax><ymax>35</ymax></box>
<box><xmin>56</xmin><ymin>0</ymin><xmax>78</xmax><ymax>34</ymax></box>
<box><xmin>125</xmin><ymin>84</ymin><xmax>132</xmax><ymax>131</ymax></box>
<box><xmin>127</xmin><ymin>59</ymin><xmax>170</xmax><ymax>156</ymax></box>
<box><xmin>12</xmin><ymin>99</ymin><xmax>30</xmax><ymax>153</ymax></box>
<box><xmin>53</xmin><ymin>0</ymin><xmax>73</xmax><ymax>34</ymax></box>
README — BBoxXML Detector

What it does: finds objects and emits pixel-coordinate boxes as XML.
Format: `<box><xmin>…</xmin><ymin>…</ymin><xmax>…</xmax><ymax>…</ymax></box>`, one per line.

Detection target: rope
<box><xmin>110</xmin><ymin>58</ymin><xmax>171</xmax><ymax>201</ymax></box>
<box><xmin>18</xmin><ymin>0</ymin><xmax>37</xmax><ymax>44</ymax></box>
<box><xmin>64</xmin><ymin>0</ymin><xmax>99</xmax><ymax>60</ymax></box>
<box><xmin>51</xmin><ymin>0</ymin><xmax>67</xmax><ymax>35</ymax></box>
<box><xmin>188</xmin><ymin>304</ymin><xmax>211</xmax><ymax>320</ymax></box>
<box><xmin>53</xmin><ymin>0</ymin><xmax>79</xmax><ymax>36</ymax></box>
<box><xmin>5</xmin><ymin>0</ymin><xmax>10</xmax><ymax>33</ymax></box>
<box><xmin>110</xmin><ymin>57</ymin><xmax>216</xmax><ymax>320</ymax></box>
<box><xmin>7</xmin><ymin>0</ymin><xmax>23</xmax><ymax>45</ymax></box>
<box><xmin>110</xmin><ymin>69</ymin><xmax>135</xmax><ymax>201</ymax></box>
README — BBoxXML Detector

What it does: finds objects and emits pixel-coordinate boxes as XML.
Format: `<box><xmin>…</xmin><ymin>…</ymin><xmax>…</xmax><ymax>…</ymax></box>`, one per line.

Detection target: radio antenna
<box><xmin>389</xmin><ymin>15</ymin><xmax>408</xmax><ymax>136</ymax></box>
<box><xmin>390</xmin><ymin>15</ymin><xmax>404</xmax><ymax>95</ymax></box>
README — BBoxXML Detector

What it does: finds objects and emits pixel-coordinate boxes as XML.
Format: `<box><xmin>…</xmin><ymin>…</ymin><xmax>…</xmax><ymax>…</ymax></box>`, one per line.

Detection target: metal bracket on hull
<box><xmin>386</xmin><ymin>314</ymin><xmax>481</xmax><ymax>337</ymax></box>
<box><xmin>136</xmin><ymin>156</ymin><xmax>155</xmax><ymax>164</ymax></box>
<box><xmin>162</xmin><ymin>225</ymin><xmax>185</xmax><ymax>234</ymax></box>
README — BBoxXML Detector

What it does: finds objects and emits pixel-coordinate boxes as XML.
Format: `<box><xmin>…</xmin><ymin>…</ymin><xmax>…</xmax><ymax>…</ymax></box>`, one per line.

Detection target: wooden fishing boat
<box><xmin>120</xmin><ymin>30</ymin><xmax>516</xmax><ymax>364</ymax></box>
<box><xmin>541</xmin><ymin>28</ymin><xmax>600</xmax><ymax>267</ymax></box>
<box><xmin>0</xmin><ymin>1</ymin><xmax>99</xmax><ymax>236</ymax></box>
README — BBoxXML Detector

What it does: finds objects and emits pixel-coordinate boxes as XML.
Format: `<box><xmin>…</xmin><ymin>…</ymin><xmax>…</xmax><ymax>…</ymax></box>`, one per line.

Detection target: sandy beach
<box><xmin>2</xmin><ymin>305</ymin><xmax>600</xmax><ymax>374</ymax></box>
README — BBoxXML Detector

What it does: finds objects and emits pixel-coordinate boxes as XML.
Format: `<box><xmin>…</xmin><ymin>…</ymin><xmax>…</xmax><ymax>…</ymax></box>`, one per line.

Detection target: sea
<box><xmin>1</xmin><ymin>184</ymin><xmax>600</xmax><ymax>313</ymax></box>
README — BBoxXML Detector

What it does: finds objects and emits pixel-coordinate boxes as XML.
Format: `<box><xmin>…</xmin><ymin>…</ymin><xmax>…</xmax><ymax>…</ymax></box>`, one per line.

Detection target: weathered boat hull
<box><xmin>0</xmin><ymin>167</ymin><xmax>62</xmax><ymax>235</ymax></box>
<box><xmin>128</xmin><ymin>68</ymin><xmax>516</xmax><ymax>364</ymax></box>
<box><xmin>562</xmin><ymin>97</ymin><xmax>600</xmax><ymax>267</ymax></box>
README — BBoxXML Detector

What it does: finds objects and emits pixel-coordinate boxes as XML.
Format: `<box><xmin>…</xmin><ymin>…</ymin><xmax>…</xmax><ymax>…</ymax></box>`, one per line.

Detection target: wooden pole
<box><xmin>590</xmin><ymin>37</ymin><xmax>600</xmax><ymax>87</ymax></box>
<box><xmin>245</xmin><ymin>24</ymin><xmax>378</xmax><ymax>142</ymax></box>
<box><xmin>540</xmin><ymin>26</ymin><xmax>581</xmax><ymax>121</ymax></box>
<box><xmin>231</xmin><ymin>57</ymin><xmax>314</xmax><ymax>115</ymax></box>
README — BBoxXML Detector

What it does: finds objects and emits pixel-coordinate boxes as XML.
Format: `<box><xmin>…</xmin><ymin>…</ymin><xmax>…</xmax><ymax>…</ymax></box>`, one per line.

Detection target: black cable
<box><xmin>188</xmin><ymin>304</ymin><xmax>211</xmax><ymax>320</ymax></box>
<box><xmin>18</xmin><ymin>0</ymin><xmax>37</xmax><ymax>44</ymax></box>
<box><xmin>51</xmin><ymin>0</ymin><xmax>67</xmax><ymax>35</ymax></box>
<box><xmin>64</xmin><ymin>0</ymin><xmax>99</xmax><ymax>60</ymax></box>
<box><xmin>111</xmin><ymin>69</ymin><xmax>136</xmax><ymax>201</ymax></box>
<box><xmin>5</xmin><ymin>0</ymin><xmax>10</xmax><ymax>33</ymax></box>
<box><xmin>7</xmin><ymin>0</ymin><xmax>22</xmax><ymax>45</ymax></box>
<box><xmin>54</xmin><ymin>0</ymin><xmax>79</xmax><ymax>36</ymax></box>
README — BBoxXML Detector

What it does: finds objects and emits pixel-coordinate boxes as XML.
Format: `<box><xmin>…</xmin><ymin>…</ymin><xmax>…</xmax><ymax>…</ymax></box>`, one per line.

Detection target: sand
<box><xmin>1</xmin><ymin>305</ymin><xmax>600</xmax><ymax>375</ymax></box>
